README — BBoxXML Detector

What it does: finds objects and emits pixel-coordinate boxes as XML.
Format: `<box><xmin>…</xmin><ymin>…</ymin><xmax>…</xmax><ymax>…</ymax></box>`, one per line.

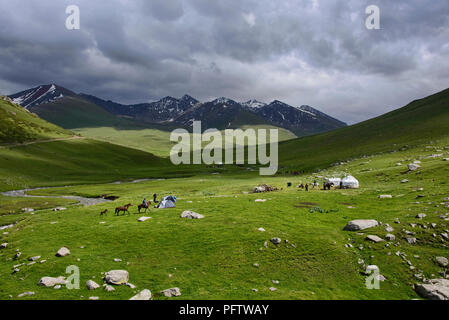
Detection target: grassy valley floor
<box><xmin>1</xmin><ymin>138</ymin><xmax>448</xmax><ymax>300</ymax></box>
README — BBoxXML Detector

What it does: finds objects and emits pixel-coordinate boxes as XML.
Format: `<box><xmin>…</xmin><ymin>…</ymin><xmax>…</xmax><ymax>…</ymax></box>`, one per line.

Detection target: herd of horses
<box><xmin>100</xmin><ymin>200</ymin><xmax>152</xmax><ymax>216</ymax></box>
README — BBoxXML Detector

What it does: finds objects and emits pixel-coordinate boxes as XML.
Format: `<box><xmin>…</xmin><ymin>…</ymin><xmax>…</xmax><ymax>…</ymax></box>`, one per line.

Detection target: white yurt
<box><xmin>341</xmin><ymin>175</ymin><xmax>360</xmax><ymax>189</ymax></box>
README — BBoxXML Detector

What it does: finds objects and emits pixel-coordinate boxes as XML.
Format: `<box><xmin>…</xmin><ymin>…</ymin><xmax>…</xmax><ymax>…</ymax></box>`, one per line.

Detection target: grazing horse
<box><xmin>100</xmin><ymin>209</ymin><xmax>108</xmax><ymax>216</ymax></box>
<box><xmin>138</xmin><ymin>201</ymin><xmax>152</xmax><ymax>213</ymax></box>
<box><xmin>115</xmin><ymin>204</ymin><xmax>132</xmax><ymax>215</ymax></box>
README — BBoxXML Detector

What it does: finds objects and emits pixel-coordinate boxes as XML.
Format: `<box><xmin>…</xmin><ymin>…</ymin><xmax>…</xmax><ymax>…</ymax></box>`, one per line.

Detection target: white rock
<box><xmin>366</xmin><ymin>235</ymin><xmax>385</xmax><ymax>243</ymax></box>
<box><xmin>114</xmin><ymin>258</ymin><xmax>122</xmax><ymax>262</ymax></box>
<box><xmin>416</xmin><ymin>213</ymin><xmax>427</xmax><ymax>219</ymax></box>
<box><xmin>17</xmin><ymin>291</ymin><xmax>35</xmax><ymax>298</ymax></box>
<box><xmin>181</xmin><ymin>211</ymin><xmax>204</xmax><ymax>219</ymax></box>
<box><xmin>38</xmin><ymin>276</ymin><xmax>66</xmax><ymax>287</ymax></box>
<box><xmin>89</xmin><ymin>296</ymin><xmax>99</xmax><ymax>300</ymax></box>
<box><xmin>105</xmin><ymin>270</ymin><xmax>129</xmax><ymax>285</ymax></box>
<box><xmin>56</xmin><ymin>247</ymin><xmax>70</xmax><ymax>257</ymax></box>
<box><xmin>126</xmin><ymin>283</ymin><xmax>136</xmax><ymax>289</ymax></box>
<box><xmin>86</xmin><ymin>280</ymin><xmax>100</xmax><ymax>290</ymax></box>
<box><xmin>269</xmin><ymin>287</ymin><xmax>277</xmax><ymax>291</ymax></box>
<box><xmin>415</xmin><ymin>279</ymin><xmax>449</xmax><ymax>300</ymax></box>
<box><xmin>435</xmin><ymin>257</ymin><xmax>448</xmax><ymax>267</ymax></box>
<box><xmin>408</xmin><ymin>163</ymin><xmax>421</xmax><ymax>171</ymax></box>
<box><xmin>160</xmin><ymin>287</ymin><xmax>181</xmax><ymax>297</ymax></box>
<box><xmin>258</xmin><ymin>228</ymin><xmax>266</xmax><ymax>232</ymax></box>
<box><xmin>138</xmin><ymin>217</ymin><xmax>152</xmax><ymax>222</ymax></box>
<box><xmin>386</xmin><ymin>234</ymin><xmax>396</xmax><ymax>241</ymax></box>
<box><xmin>270</xmin><ymin>238</ymin><xmax>281</xmax><ymax>245</ymax></box>
<box><xmin>129</xmin><ymin>289</ymin><xmax>152</xmax><ymax>300</ymax></box>
<box><xmin>344</xmin><ymin>220</ymin><xmax>379</xmax><ymax>231</ymax></box>
<box><xmin>53</xmin><ymin>207</ymin><xmax>67</xmax><ymax>212</ymax></box>
<box><xmin>378</xmin><ymin>195</ymin><xmax>393</xmax><ymax>199</ymax></box>
<box><xmin>28</xmin><ymin>256</ymin><xmax>41</xmax><ymax>261</ymax></box>
<box><xmin>255</xmin><ymin>199</ymin><xmax>267</xmax><ymax>202</ymax></box>
<box><xmin>104</xmin><ymin>285</ymin><xmax>115</xmax><ymax>292</ymax></box>
<box><xmin>22</xmin><ymin>208</ymin><xmax>34</xmax><ymax>213</ymax></box>
<box><xmin>0</xmin><ymin>242</ymin><xmax>7</xmax><ymax>249</ymax></box>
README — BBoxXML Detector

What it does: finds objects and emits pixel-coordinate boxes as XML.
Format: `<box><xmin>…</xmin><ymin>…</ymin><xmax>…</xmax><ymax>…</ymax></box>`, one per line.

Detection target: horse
<box><xmin>115</xmin><ymin>204</ymin><xmax>132</xmax><ymax>215</ymax></box>
<box><xmin>138</xmin><ymin>201</ymin><xmax>152</xmax><ymax>213</ymax></box>
<box><xmin>100</xmin><ymin>209</ymin><xmax>108</xmax><ymax>216</ymax></box>
<box><xmin>323</xmin><ymin>182</ymin><xmax>334</xmax><ymax>190</ymax></box>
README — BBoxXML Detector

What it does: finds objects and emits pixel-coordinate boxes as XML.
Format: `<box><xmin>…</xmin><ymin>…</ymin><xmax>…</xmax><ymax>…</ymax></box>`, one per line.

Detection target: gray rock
<box><xmin>181</xmin><ymin>211</ymin><xmax>204</xmax><ymax>219</ymax></box>
<box><xmin>269</xmin><ymin>287</ymin><xmax>277</xmax><ymax>291</ymax></box>
<box><xmin>52</xmin><ymin>207</ymin><xmax>67</xmax><ymax>212</ymax></box>
<box><xmin>160</xmin><ymin>287</ymin><xmax>181</xmax><ymax>297</ymax></box>
<box><xmin>129</xmin><ymin>289</ymin><xmax>152</xmax><ymax>300</ymax></box>
<box><xmin>86</xmin><ymin>280</ymin><xmax>100</xmax><ymax>290</ymax></box>
<box><xmin>344</xmin><ymin>220</ymin><xmax>379</xmax><ymax>231</ymax></box>
<box><xmin>126</xmin><ymin>283</ymin><xmax>136</xmax><ymax>289</ymax></box>
<box><xmin>435</xmin><ymin>257</ymin><xmax>448</xmax><ymax>267</ymax></box>
<box><xmin>28</xmin><ymin>256</ymin><xmax>41</xmax><ymax>261</ymax></box>
<box><xmin>39</xmin><ymin>276</ymin><xmax>66</xmax><ymax>287</ymax></box>
<box><xmin>105</xmin><ymin>270</ymin><xmax>129</xmax><ymax>285</ymax></box>
<box><xmin>416</xmin><ymin>214</ymin><xmax>427</xmax><ymax>219</ymax></box>
<box><xmin>56</xmin><ymin>247</ymin><xmax>70</xmax><ymax>257</ymax></box>
<box><xmin>89</xmin><ymin>296</ymin><xmax>99</xmax><ymax>300</ymax></box>
<box><xmin>104</xmin><ymin>285</ymin><xmax>115</xmax><ymax>292</ymax></box>
<box><xmin>0</xmin><ymin>242</ymin><xmax>7</xmax><ymax>249</ymax></box>
<box><xmin>401</xmin><ymin>179</ymin><xmax>409</xmax><ymax>183</ymax></box>
<box><xmin>366</xmin><ymin>235</ymin><xmax>384</xmax><ymax>243</ymax></box>
<box><xmin>138</xmin><ymin>217</ymin><xmax>152</xmax><ymax>222</ymax></box>
<box><xmin>17</xmin><ymin>291</ymin><xmax>35</xmax><ymax>298</ymax></box>
<box><xmin>406</xmin><ymin>237</ymin><xmax>417</xmax><ymax>244</ymax></box>
<box><xmin>270</xmin><ymin>238</ymin><xmax>281</xmax><ymax>245</ymax></box>
<box><xmin>386</xmin><ymin>234</ymin><xmax>396</xmax><ymax>241</ymax></box>
<box><xmin>378</xmin><ymin>195</ymin><xmax>393</xmax><ymax>199</ymax></box>
<box><xmin>415</xmin><ymin>279</ymin><xmax>449</xmax><ymax>300</ymax></box>
<box><xmin>258</xmin><ymin>228</ymin><xmax>266</xmax><ymax>232</ymax></box>
<box><xmin>408</xmin><ymin>163</ymin><xmax>421</xmax><ymax>171</ymax></box>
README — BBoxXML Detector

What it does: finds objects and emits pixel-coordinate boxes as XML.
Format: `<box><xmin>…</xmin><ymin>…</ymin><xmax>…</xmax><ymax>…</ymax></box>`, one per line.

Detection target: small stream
<box><xmin>1</xmin><ymin>187</ymin><xmax>111</xmax><ymax>207</ymax></box>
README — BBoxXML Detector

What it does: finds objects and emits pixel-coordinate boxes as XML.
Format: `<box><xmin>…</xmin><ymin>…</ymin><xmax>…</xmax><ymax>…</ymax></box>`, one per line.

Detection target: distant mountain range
<box><xmin>9</xmin><ymin>84</ymin><xmax>346</xmax><ymax>136</ymax></box>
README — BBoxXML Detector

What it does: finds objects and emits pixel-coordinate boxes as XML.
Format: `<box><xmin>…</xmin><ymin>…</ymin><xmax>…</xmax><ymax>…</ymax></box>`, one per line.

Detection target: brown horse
<box><xmin>115</xmin><ymin>204</ymin><xmax>132</xmax><ymax>215</ymax></box>
<box><xmin>100</xmin><ymin>209</ymin><xmax>108</xmax><ymax>216</ymax></box>
<box><xmin>138</xmin><ymin>201</ymin><xmax>152</xmax><ymax>213</ymax></box>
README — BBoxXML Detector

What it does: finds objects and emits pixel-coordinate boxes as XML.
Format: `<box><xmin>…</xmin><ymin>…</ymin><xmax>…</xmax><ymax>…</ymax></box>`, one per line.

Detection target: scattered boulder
<box><xmin>415</xmin><ymin>279</ymin><xmax>449</xmax><ymax>300</ymax></box>
<box><xmin>104</xmin><ymin>285</ymin><xmax>115</xmax><ymax>292</ymax></box>
<box><xmin>378</xmin><ymin>195</ymin><xmax>393</xmax><ymax>199</ymax></box>
<box><xmin>366</xmin><ymin>235</ymin><xmax>384</xmax><ymax>243</ymax></box>
<box><xmin>408</xmin><ymin>163</ymin><xmax>421</xmax><ymax>171</ymax></box>
<box><xmin>22</xmin><ymin>208</ymin><xmax>34</xmax><ymax>213</ymax></box>
<box><xmin>38</xmin><ymin>276</ymin><xmax>66</xmax><ymax>287</ymax></box>
<box><xmin>269</xmin><ymin>287</ymin><xmax>277</xmax><ymax>292</ymax></box>
<box><xmin>435</xmin><ymin>257</ymin><xmax>448</xmax><ymax>267</ymax></box>
<box><xmin>105</xmin><ymin>270</ymin><xmax>129</xmax><ymax>285</ymax></box>
<box><xmin>258</xmin><ymin>228</ymin><xmax>266</xmax><ymax>232</ymax></box>
<box><xmin>28</xmin><ymin>256</ymin><xmax>41</xmax><ymax>261</ymax></box>
<box><xmin>416</xmin><ymin>213</ymin><xmax>427</xmax><ymax>219</ymax></box>
<box><xmin>401</xmin><ymin>179</ymin><xmax>409</xmax><ymax>184</ymax></box>
<box><xmin>89</xmin><ymin>296</ymin><xmax>99</xmax><ymax>300</ymax></box>
<box><xmin>138</xmin><ymin>217</ymin><xmax>152</xmax><ymax>222</ymax></box>
<box><xmin>385</xmin><ymin>226</ymin><xmax>394</xmax><ymax>232</ymax></box>
<box><xmin>56</xmin><ymin>247</ymin><xmax>70</xmax><ymax>257</ymax></box>
<box><xmin>255</xmin><ymin>199</ymin><xmax>267</xmax><ymax>202</ymax></box>
<box><xmin>181</xmin><ymin>211</ymin><xmax>204</xmax><ymax>219</ymax></box>
<box><xmin>386</xmin><ymin>234</ymin><xmax>396</xmax><ymax>241</ymax></box>
<box><xmin>406</xmin><ymin>237</ymin><xmax>417</xmax><ymax>244</ymax></box>
<box><xmin>0</xmin><ymin>242</ymin><xmax>7</xmax><ymax>249</ymax></box>
<box><xmin>86</xmin><ymin>280</ymin><xmax>100</xmax><ymax>290</ymax></box>
<box><xmin>126</xmin><ymin>283</ymin><xmax>136</xmax><ymax>289</ymax></box>
<box><xmin>270</xmin><ymin>238</ymin><xmax>281</xmax><ymax>245</ymax></box>
<box><xmin>160</xmin><ymin>287</ymin><xmax>181</xmax><ymax>297</ymax></box>
<box><xmin>344</xmin><ymin>220</ymin><xmax>379</xmax><ymax>231</ymax></box>
<box><xmin>52</xmin><ymin>207</ymin><xmax>67</xmax><ymax>212</ymax></box>
<box><xmin>129</xmin><ymin>289</ymin><xmax>152</xmax><ymax>300</ymax></box>
<box><xmin>17</xmin><ymin>291</ymin><xmax>35</xmax><ymax>298</ymax></box>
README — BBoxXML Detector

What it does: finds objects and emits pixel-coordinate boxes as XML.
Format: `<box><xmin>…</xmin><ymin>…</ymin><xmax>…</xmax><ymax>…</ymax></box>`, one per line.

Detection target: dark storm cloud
<box><xmin>0</xmin><ymin>0</ymin><xmax>448</xmax><ymax>123</ymax></box>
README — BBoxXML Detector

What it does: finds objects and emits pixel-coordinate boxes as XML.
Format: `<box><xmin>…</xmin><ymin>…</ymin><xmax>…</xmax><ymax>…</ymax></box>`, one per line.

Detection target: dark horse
<box><xmin>115</xmin><ymin>203</ymin><xmax>132</xmax><ymax>215</ymax></box>
<box><xmin>138</xmin><ymin>201</ymin><xmax>152</xmax><ymax>213</ymax></box>
<box><xmin>323</xmin><ymin>182</ymin><xmax>334</xmax><ymax>190</ymax></box>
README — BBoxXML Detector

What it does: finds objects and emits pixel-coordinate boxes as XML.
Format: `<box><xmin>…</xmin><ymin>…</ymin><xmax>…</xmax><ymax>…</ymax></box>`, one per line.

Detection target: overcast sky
<box><xmin>0</xmin><ymin>0</ymin><xmax>448</xmax><ymax>123</ymax></box>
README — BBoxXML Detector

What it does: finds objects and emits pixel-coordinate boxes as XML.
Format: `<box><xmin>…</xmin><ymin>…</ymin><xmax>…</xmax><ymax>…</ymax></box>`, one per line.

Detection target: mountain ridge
<box><xmin>9</xmin><ymin>84</ymin><xmax>347</xmax><ymax>136</ymax></box>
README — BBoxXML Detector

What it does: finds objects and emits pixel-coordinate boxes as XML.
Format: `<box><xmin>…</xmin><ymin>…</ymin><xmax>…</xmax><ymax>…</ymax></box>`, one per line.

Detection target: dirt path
<box><xmin>0</xmin><ymin>135</ymin><xmax>85</xmax><ymax>149</ymax></box>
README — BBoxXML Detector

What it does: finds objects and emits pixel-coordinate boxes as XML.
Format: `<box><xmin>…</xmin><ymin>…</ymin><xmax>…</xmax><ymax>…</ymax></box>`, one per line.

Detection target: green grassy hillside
<box><xmin>28</xmin><ymin>96</ymin><xmax>128</xmax><ymax>129</ymax></box>
<box><xmin>0</xmin><ymin>98</ymin><xmax>72</xmax><ymax>145</ymax></box>
<box><xmin>278</xmin><ymin>88</ymin><xmax>449</xmax><ymax>170</ymax></box>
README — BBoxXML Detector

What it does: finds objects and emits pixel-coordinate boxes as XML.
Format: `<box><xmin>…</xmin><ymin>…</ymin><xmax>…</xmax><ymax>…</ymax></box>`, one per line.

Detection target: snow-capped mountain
<box><xmin>241</xmin><ymin>99</ymin><xmax>267</xmax><ymax>111</ymax></box>
<box><xmin>255</xmin><ymin>100</ymin><xmax>346</xmax><ymax>136</ymax></box>
<box><xmin>9</xmin><ymin>84</ymin><xmax>346</xmax><ymax>136</ymax></box>
<box><xmin>9</xmin><ymin>84</ymin><xmax>76</xmax><ymax>109</ymax></box>
<box><xmin>173</xmin><ymin>97</ymin><xmax>268</xmax><ymax>129</ymax></box>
